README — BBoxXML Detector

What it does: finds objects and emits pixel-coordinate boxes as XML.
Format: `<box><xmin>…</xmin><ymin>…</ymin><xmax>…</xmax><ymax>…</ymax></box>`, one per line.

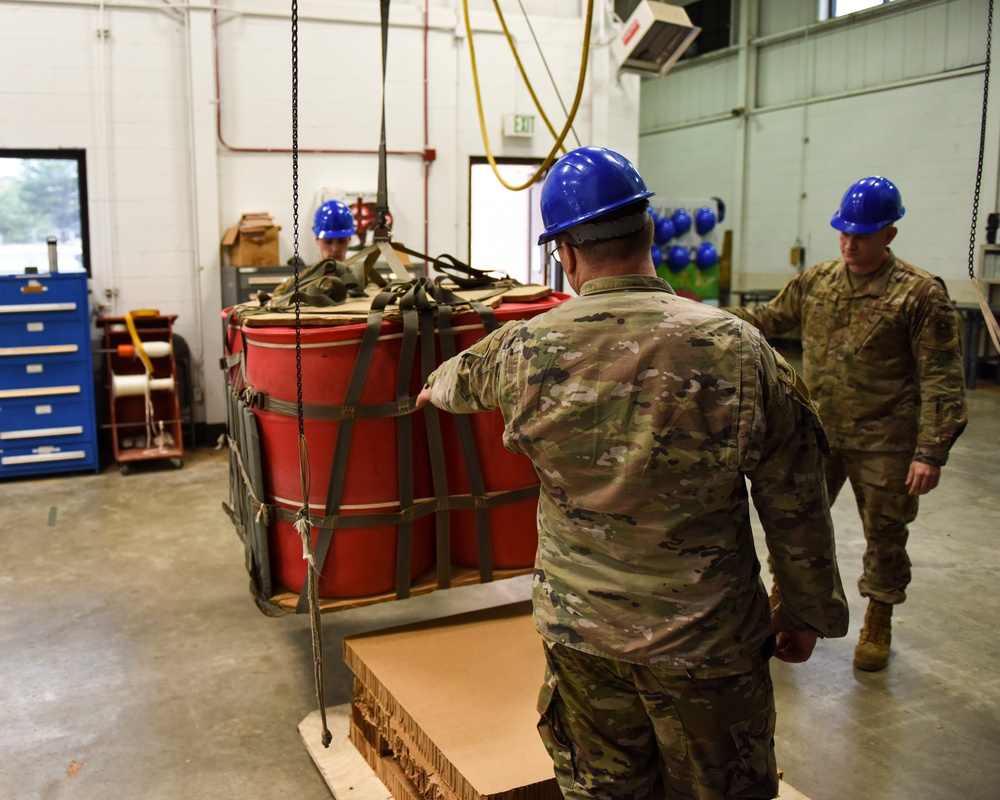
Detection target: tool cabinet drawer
<box><xmin>0</xmin><ymin>393</ymin><xmax>94</xmax><ymax>433</ymax></box>
<box><xmin>0</xmin><ymin>440</ymin><xmax>98</xmax><ymax>477</ymax></box>
<box><xmin>0</xmin><ymin>351</ymin><xmax>91</xmax><ymax>392</ymax></box>
<box><xmin>0</xmin><ymin>315</ymin><xmax>88</xmax><ymax>346</ymax></box>
<box><xmin>0</xmin><ymin>275</ymin><xmax>87</xmax><ymax>308</ymax></box>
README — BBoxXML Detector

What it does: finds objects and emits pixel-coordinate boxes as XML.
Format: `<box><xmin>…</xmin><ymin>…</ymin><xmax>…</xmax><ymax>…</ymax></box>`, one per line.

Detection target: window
<box><xmin>821</xmin><ymin>0</ymin><xmax>893</xmax><ymax>21</ymax></box>
<box><xmin>0</xmin><ymin>148</ymin><xmax>91</xmax><ymax>277</ymax></box>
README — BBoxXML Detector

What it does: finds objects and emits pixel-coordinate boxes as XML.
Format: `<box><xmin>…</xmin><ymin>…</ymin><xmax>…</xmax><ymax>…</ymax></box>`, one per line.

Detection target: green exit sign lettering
<box><xmin>503</xmin><ymin>114</ymin><xmax>535</xmax><ymax>138</ymax></box>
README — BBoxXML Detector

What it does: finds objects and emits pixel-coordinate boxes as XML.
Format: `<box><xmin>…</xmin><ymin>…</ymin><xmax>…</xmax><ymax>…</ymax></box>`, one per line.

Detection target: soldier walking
<box><xmin>728</xmin><ymin>176</ymin><xmax>968</xmax><ymax>672</ymax></box>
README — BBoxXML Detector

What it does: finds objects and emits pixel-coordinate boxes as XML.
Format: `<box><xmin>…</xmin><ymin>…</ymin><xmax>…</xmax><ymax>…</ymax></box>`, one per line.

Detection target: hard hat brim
<box><xmin>537</xmin><ymin>191</ymin><xmax>655</xmax><ymax>245</ymax></box>
<box><xmin>830</xmin><ymin>208</ymin><xmax>904</xmax><ymax>235</ymax></box>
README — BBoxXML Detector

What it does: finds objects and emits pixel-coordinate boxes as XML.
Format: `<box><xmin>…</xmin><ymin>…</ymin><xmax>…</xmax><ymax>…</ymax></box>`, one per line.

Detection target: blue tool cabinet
<box><xmin>0</xmin><ymin>267</ymin><xmax>100</xmax><ymax>477</ymax></box>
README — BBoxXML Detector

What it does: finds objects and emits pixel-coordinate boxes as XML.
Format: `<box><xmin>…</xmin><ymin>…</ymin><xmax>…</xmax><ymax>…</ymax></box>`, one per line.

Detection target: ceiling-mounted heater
<box><xmin>612</xmin><ymin>1</ymin><xmax>702</xmax><ymax>79</ymax></box>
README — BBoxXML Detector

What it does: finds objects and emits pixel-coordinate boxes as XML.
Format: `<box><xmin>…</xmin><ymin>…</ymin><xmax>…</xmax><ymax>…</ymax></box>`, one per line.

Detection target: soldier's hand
<box><xmin>774</xmin><ymin>630</ymin><xmax>817</xmax><ymax>663</ymax></box>
<box><xmin>416</xmin><ymin>384</ymin><xmax>433</xmax><ymax>409</ymax></box>
<box><xmin>906</xmin><ymin>461</ymin><xmax>940</xmax><ymax>496</ymax></box>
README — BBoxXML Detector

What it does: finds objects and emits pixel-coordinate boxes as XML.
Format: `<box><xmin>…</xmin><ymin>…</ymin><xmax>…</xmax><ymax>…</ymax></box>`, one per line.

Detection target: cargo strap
<box><xmin>373</xmin><ymin>0</ymin><xmax>392</xmax><ymax>243</ymax></box>
<box><xmin>294</xmin><ymin>275</ymin><xmax>503</xmax><ymax>612</ymax></box>
<box><xmin>231</xmin><ymin>243</ymin><xmax>517</xmax><ymax>319</ymax></box>
<box><xmin>262</xmin><ymin>258</ymin><xmax>365</xmax><ymax>309</ymax></box>
<box><xmin>220</xmin><ymin>307</ymin><xmax>247</xmax><ymax>391</ymax></box>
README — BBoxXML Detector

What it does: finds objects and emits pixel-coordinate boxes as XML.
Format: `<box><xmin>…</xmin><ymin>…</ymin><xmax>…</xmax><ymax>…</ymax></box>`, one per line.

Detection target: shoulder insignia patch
<box><xmin>934</xmin><ymin>319</ymin><xmax>954</xmax><ymax>344</ymax></box>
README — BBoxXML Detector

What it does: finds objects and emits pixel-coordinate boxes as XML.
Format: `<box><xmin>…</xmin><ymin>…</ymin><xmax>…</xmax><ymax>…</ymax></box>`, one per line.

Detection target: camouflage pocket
<box><xmin>536</xmin><ymin>657</ymin><xmax>578</xmax><ymax>785</ymax></box>
<box><xmin>727</xmin><ymin>702</ymin><xmax>778</xmax><ymax>798</ymax></box>
<box><xmin>852</xmin><ymin>309</ymin><xmax>887</xmax><ymax>363</ymax></box>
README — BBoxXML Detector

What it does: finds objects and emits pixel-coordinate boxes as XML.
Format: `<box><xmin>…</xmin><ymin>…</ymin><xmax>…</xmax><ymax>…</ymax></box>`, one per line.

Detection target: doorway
<box><xmin>468</xmin><ymin>158</ymin><xmax>547</xmax><ymax>287</ymax></box>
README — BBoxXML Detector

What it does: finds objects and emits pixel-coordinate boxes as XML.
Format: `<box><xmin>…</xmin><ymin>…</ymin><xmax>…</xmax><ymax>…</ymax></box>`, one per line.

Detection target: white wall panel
<box><xmin>755</xmin><ymin>38</ymin><xmax>809</xmax><ymax>107</ymax></box>
<box><xmin>741</xmin><ymin>106</ymin><xmax>808</xmax><ymax>287</ymax></box>
<box><xmin>639</xmin><ymin>119</ymin><xmax>741</xmax><ymax>202</ymax></box>
<box><xmin>758</xmin><ymin>0</ymin><xmax>817</xmax><ymax>37</ymax></box>
<box><xmin>640</xmin><ymin>0</ymin><xmax>997</xmax><ymax>301</ymax></box>
<box><xmin>640</xmin><ymin>54</ymin><xmax>741</xmax><ymax>131</ymax></box>
<box><xmin>757</xmin><ymin>1</ymin><xmax>987</xmax><ymax>108</ymax></box>
<box><xmin>741</xmin><ymin>74</ymin><xmax>990</xmax><ymax>292</ymax></box>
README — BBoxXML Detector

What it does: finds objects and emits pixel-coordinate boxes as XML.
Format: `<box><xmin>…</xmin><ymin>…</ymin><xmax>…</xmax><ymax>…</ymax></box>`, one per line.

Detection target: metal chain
<box><xmin>968</xmin><ymin>0</ymin><xmax>994</xmax><ymax>279</ymax></box>
<box><xmin>291</xmin><ymin>0</ymin><xmax>303</xmax><ymax>432</ymax></box>
<box><xmin>290</xmin><ymin>0</ymin><xmax>331</xmax><ymax>750</ymax></box>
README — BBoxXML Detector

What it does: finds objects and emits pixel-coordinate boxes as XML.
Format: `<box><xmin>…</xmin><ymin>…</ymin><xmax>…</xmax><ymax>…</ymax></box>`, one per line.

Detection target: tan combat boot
<box><xmin>854</xmin><ymin>599</ymin><xmax>893</xmax><ymax>671</ymax></box>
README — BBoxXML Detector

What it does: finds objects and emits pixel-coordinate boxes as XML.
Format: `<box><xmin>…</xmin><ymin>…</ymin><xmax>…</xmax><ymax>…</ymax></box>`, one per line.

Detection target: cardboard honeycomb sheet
<box><xmin>343</xmin><ymin>601</ymin><xmax>560</xmax><ymax>800</ymax></box>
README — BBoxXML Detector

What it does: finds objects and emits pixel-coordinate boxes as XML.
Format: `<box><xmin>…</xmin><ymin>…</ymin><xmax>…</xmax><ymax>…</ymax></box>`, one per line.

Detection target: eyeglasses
<box><xmin>546</xmin><ymin>242</ymin><xmax>562</xmax><ymax>268</ymax></box>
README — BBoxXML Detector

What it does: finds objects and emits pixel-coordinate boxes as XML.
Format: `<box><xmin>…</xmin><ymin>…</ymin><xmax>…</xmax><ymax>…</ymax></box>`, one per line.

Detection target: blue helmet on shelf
<box><xmin>672</xmin><ymin>208</ymin><xmax>692</xmax><ymax>236</ymax></box>
<box><xmin>694</xmin><ymin>207</ymin><xmax>717</xmax><ymax>236</ymax></box>
<box><xmin>654</xmin><ymin>216</ymin><xmax>675</xmax><ymax>246</ymax></box>
<box><xmin>830</xmin><ymin>176</ymin><xmax>905</xmax><ymax>235</ymax></box>
<box><xmin>313</xmin><ymin>200</ymin><xmax>357</xmax><ymax>239</ymax></box>
<box><xmin>695</xmin><ymin>241</ymin><xmax>718</xmax><ymax>270</ymax></box>
<box><xmin>537</xmin><ymin>147</ymin><xmax>654</xmax><ymax>245</ymax></box>
<box><xmin>667</xmin><ymin>245</ymin><xmax>690</xmax><ymax>273</ymax></box>
<box><xmin>650</xmin><ymin>245</ymin><xmax>664</xmax><ymax>268</ymax></box>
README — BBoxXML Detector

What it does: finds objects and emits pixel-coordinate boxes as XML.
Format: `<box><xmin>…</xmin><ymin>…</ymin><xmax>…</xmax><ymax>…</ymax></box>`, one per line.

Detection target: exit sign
<box><xmin>503</xmin><ymin>114</ymin><xmax>535</xmax><ymax>138</ymax></box>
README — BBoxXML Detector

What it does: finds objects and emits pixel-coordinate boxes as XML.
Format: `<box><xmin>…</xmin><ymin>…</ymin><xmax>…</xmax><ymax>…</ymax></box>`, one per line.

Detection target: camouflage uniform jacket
<box><xmin>727</xmin><ymin>251</ymin><xmax>967</xmax><ymax>465</ymax></box>
<box><xmin>425</xmin><ymin>274</ymin><xmax>848</xmax><ymax>669</ymax></box>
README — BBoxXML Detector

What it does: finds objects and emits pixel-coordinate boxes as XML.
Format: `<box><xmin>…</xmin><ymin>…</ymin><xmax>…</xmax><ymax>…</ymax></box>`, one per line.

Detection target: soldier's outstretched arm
<box><xmin>746</xmin><ymin>342</ymin><xmax>849</xmax><ymax>645</ymax></box>
<box><xmin>724</xmin><ymin>272</ymin><xmax>807</xmax><ymax>338</ymax></box>
<box><xmin>420</xmin><ymin>321</ymin><xmax>521</xmax><ymax>414</ymax></box>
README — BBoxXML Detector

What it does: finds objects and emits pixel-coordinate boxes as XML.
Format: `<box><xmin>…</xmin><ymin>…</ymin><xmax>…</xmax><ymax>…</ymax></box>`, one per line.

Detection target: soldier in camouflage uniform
<box><xmin>727</xmin><ymin>176</ymin><xmax>967</xmax><ymax>672</ymax></box>
<box><xmin>417</xmin><ymin>148</ymin><xmax>849</xmax><ymax>800</ymax></box>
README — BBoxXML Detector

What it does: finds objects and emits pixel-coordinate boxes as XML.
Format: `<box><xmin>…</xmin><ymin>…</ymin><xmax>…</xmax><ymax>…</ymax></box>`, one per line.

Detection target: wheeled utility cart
<box><xmin>96</xmin><ymin>313</ymin><xmax>184</xmax><ymax>474</ymax></box>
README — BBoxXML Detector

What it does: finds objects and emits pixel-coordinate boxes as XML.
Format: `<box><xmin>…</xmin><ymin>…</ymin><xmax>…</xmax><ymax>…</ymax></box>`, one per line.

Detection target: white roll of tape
<box><xmin>111</xmin><ymin>373</ymin><xmax>149</xmax><ymax>398</ymax></box>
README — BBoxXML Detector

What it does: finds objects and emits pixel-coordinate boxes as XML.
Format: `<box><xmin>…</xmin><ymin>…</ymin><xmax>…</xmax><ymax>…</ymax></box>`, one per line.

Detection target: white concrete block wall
<box><xmin>1</xmin><ymin>0</ymin><xmax>636</xmax><ymax>427</ymax></box>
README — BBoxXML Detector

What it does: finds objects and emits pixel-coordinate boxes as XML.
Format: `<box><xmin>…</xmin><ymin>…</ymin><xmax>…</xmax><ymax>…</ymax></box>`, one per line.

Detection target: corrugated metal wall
<box><xmin>638</xmin><ymin>0</ymin><xmax>997</xmax><ymax>299</ymax></box>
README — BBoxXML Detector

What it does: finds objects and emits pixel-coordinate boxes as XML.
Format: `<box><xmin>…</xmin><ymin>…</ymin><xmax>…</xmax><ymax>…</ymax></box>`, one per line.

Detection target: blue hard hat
<box><xmin>667</xmin><ymin>245</ymin><xmax>690</xmax><ymax>273</ymax></box>
<box><xmin>830</xmin><ymin>176</ymin><xmax>905</xmax><ymax>235</ymax></box>
<box><xmin>537</xmin><ymin>147</ymin><xmax>654</xmax><ymax>245</ymax></box>
<box><xmin>313</xmin><ymin>200</ymin><xmax>357</xmax><ymax>239</ymax></box>
<box><xmin>649</xmin><ymin>208</ymin><xmax>660</xmax><ymax>224</ymax></box>
<box><xmin>694</xmin><ymin>207</ymin><xmax>717</xmax><ymax>236</ymax></box>
<box><xmin>650</xmin><ymin>245</ymin><xmax>664</xmax><ymax>268</ymax></box>
<box><xmin>695</xmin><ymin>241</ymin><xmax>718</xmax><ymax>270</ymax></box>
<box><xmin>654</xmin><ymin>217</ymin><xmax>675</xmax><ymax>246</ymax></box>
<box><xmin>672</xmin><ymin>208</ymin><xmax>692</xmax><ymax>236</ymax></box>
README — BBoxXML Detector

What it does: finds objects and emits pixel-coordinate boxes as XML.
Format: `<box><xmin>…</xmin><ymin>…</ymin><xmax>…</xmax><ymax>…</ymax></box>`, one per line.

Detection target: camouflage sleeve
<box><xmin>744</xmin><ymin>334</ymin><xmax>849</xmax><ymax>638</ymax></box>
<box><xmin>424</xmin><ymin>320</ymin><xmax>521</xmax><ymax>414</ymax></box>
<box><xmin>909</xmin><ymin>280</ymin><xmax>968</xmax><ymax>465</ymax></box>
<box><xmin>725</xmin><ymin>273</ymin><xmax>807</xmax><ymax>337</ymax></box>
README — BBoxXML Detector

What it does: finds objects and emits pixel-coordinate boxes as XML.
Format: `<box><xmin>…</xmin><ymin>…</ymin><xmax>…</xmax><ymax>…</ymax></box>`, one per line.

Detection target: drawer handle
<box><xmin>1</xmin><ymin>426</ymin><xmax>84</xmax><ymax>440</ymax></box>
<box><xmin>2</xmin><ymin>450</ymin><xmax>86</xmax><ymax>465</ymax></box>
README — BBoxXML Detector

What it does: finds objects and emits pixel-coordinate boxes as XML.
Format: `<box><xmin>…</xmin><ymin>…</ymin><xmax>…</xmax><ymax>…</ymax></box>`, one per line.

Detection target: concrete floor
<box><xmin>2</xmin><ymin>389</ymin><xmax>999</xmax><ymax>800</ymax></box>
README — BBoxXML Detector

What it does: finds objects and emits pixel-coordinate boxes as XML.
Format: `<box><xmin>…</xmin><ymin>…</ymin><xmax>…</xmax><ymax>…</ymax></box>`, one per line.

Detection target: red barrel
<box><xmin>243</xmin><ymin>319</ymin><xmax>435</xmax><ymax>598</ymax></box>
<box><xmin>443</xmin><ymin>293</ymin><xmax>569</xmax><ymax>568</ymax></box>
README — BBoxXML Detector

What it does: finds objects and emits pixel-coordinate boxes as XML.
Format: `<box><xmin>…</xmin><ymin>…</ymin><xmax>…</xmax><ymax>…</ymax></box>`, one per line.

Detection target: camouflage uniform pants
<box><xmin>824</xmin><ymin>449</ymin><xmax>918</xmax><ymax>605</ymax></box>
<box><xmin>536</xmin><ymin>641</ymin><xmax>778</xmax><ymax>800</ymax></box>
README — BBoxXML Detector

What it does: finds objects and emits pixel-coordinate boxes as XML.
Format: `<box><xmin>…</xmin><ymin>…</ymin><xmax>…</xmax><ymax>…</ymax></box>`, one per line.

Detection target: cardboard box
<box><xmin>221</xmin><ymin>213</ymin><xmax>281</xmax><ymax>267</ymax></box>
<box><xmin>343</xmin><ymin>601</ymin><xmax>560</xmax><ymax>800</ymax></box>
